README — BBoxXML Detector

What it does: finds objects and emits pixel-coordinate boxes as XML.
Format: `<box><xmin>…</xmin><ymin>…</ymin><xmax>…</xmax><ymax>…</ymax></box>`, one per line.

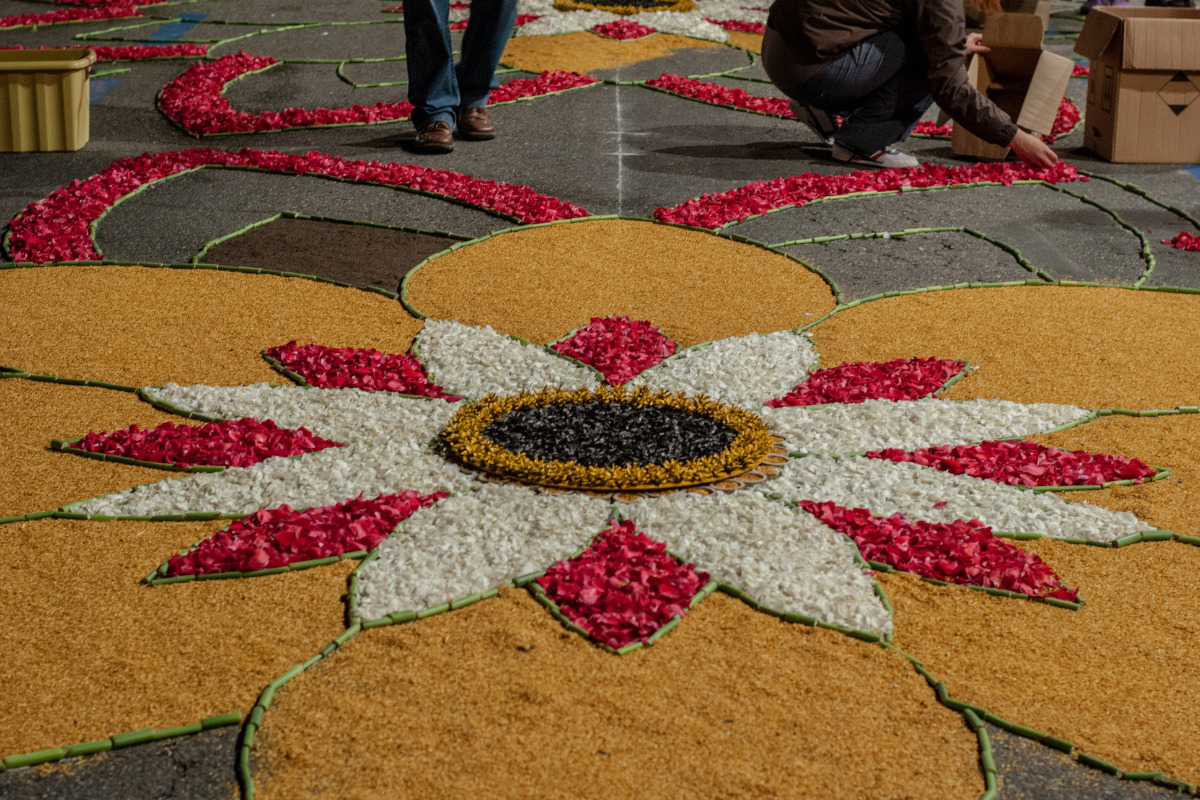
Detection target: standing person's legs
<box><xmin>456</xmin><ymin>0</ymin><xmax>519</xmax><ymax>109</ymax></box>
<box><xmin>404</xmin><ymin>0</ymin><xmax>458</xmax><ymax>128</ymax></box>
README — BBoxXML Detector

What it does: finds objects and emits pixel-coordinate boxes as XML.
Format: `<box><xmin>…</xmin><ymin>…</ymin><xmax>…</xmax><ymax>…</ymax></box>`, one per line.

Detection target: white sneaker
<box><xmin>788</xmin><ymin>100</ymin><xmax>836</xmax><ymax>144</ymax></box>
<box><xmin>832</xmin><ymin>141</ymin><xmax>920</xmax><ymax>169</ymax></box>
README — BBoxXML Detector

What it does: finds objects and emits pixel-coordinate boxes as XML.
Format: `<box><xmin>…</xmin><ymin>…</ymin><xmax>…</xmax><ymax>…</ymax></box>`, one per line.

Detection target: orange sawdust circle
<box><xmin>403</xmin><ymin>218</ymin><xmax>836</xmax><ymax>346</ymax></box>
<box><xmin>0</xmin><ymin>379</ymin><xmax>182</xmax><ymax>517</ymax></box>
<box><xmin>0</xmin><ymin>517</ymin><xmax>354</xmax><ymax>756</ymax></box>
<box><xmin>252</xmin><ymin>590</ymin><xmax>983</xmax><ymax>799</ymax></box>
<box><xmin>0</xmin><ymin>265</ymin><xmax>423</xmax><ymax>388</ymax></box>
<box><xmin>501</xmin><ymin>32</ymin><xmax>724</xmax><ymax>78</ymax></box>
<box><xmin>809</xmin><ymin>285</ymin><xmax>1200</xmax><ymax>410</ymax></box>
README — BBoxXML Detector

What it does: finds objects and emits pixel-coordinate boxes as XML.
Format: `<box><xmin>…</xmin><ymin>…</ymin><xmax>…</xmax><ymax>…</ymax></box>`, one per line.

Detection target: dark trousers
<box><xmin>762</xmin><ymin>28</ymin><xmax>935</xmax><ymax>155</ymax></box>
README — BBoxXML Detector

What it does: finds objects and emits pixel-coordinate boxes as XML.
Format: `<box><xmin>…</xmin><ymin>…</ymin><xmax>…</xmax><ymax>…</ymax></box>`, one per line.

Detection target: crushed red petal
<box><xmin>1073</xmin><ymin>63</ymin><xmax>1089</xmax><ymax>76</ymax></box>
<box><xmin>72</xmin><ymin>418</ymin><xmax>343</xmax><ymax>468</ymax></box>
<box><xmin>535</xmin><ymin>520</ymin><xmax>710</xmax><ymax>650</ymax></box>
<box><xmin>866</xmin><ymin>440</ymin><xmax>1158</xmax><ymax>488</ymax></box>
<box><xmin>766</xmin><ymin>357</ymin><xmax>964</xmax><ymax>407</ymax></box>
<box><xmin>166</xmin><ymin>491</ymin><xmax>445</xmax><ymax>575</ymax></box>
<box><xmin>158</xmin><ymin>55</ymin><xmax>595</xmax><ymax>135</ymax></box>
<box><xmin>0</xmin><ymin>5</ymin><xmax>144</xmax><ymax>28</ymax></box>
<box><xmin>0</xmin><ymin>43</ymin><xmax>207</xmax><ymax>59</ymax></box>
<box><xmin>265</xmin><ymin>340</ymin><xmax>460</xmax><ymax>399</ymax></box>
<box><xmin>591</xmin><ymin>19</ymin><xmax>657</xmax><ymax>39</ymax></box>
<box><xmin>1164</xmin><ymin>231</ymin><xmax>1200</xmax><ymax>251</ymax></box>
<box><xmin>9</xmin><ymin>148</ymin><xmax>589</xmax><ymax>263</ymax></box>
<box><xmin>799</xmin><ymin>500</ymin><xmax>1078</xmax><ymax>602</ymax></box>
<box><xmin>704</xmin><ymin>18</ymin><xmax>765</xmax><ymax>33</ymax></box>
<box><xmin>550</xmin><ymin>315</ymin><xmax>677</xmax><ymax>385</ymax></box>
<box><xmin>654</xmin><ymin>158</ymin><xmax>1084</xmax><ymax>229</ymax></box>
<box><xmin>645</xmin><ymin>73</ymin><xmax>793</xmax><ymax>117</ymax></box>
<box><xmin>913</xmin><ymin>98</ymin><xmax>1079</xmax><ymax>144</ymax></box>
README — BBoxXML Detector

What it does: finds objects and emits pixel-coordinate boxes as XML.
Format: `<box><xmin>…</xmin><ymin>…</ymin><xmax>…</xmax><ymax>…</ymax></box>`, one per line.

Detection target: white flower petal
<box><xmin>516</xmin><ymin>9</ymin><xmax>618</xmax><ymax>35</ymax></box>
<box><xmin>143</xmin><ymin>383</ymin><xmax>460</xmax><ymax>444</ymax></box>
<box><xmin>632</xmin><ymin>331</ymin><xmax>816</xmax><ymax>410</ymax></box>
<box><xmin>69</xmin><ymin>440</ymin><xmax>479</xmax><ymax>518</ymax></box>
<box><xmin>414</xmin><ymin>319</ymin><xmax>598</xmax><ymax>398</ymax></box>
<box><xmin>356</xmin><ymin>484</ymin><xmax>613</xmax><ymax>619</ymax></box>
<box><xmin>618</xmin><ymin>490</ymin><xmax>890</xmax><ymax>636</ymax></box>
<box><xmin>760</xmin><ymin>398</ymin><xmax>1089</xmax><ymax>455</ymax></box>
<box><xmin>768</xmin><ymin>455</ymin><xmax>1148</xmax><ymax>543</ymax></box>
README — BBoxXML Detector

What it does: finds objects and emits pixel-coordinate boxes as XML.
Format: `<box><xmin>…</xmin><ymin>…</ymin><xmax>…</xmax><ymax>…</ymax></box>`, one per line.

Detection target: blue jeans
<box><xmin>403</xmin><ymin>0</ymin><xmax>518</xmax><ymax>129</ymax></box>
<box><xmin>779</xmin><ymin>31</ymin><xmax>934</xmax><ymax>156</ymax></box>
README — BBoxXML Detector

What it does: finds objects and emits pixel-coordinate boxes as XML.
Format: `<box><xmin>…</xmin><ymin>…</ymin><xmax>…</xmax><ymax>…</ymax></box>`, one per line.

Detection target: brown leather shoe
<box><xmin>456</xmin><ymin>107</ymin><xmax>496</xmax><ymax>140</ymax></box>
<box><xmin>411</xmin><ymin>120</ymin><xmax>454</xmax><ymax>153</ymax></box>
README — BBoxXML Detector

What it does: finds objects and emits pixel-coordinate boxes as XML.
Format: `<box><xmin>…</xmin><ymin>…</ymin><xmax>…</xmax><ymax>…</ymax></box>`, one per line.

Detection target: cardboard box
<box><xmin>952</xmin><ymin>12</ymin><xmax>1074</xmax><ymax>159</ymax></box>
<box><xmin>0</xmin><ymin>48</ymin><xmax>96</xmax><ymax>152</ymax></box>
<box><xmin>1074</xmin><ymin>7</ymin><xmax>1200</xmax><ymax>163</ymax></box>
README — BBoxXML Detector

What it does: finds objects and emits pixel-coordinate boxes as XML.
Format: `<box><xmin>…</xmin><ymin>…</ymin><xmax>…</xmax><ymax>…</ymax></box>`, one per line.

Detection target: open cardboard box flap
<box><xmin>980</xmin><ymin>12</ymin><xmax>1072</xmax><ymax>135</ymax></box>
<box><xmin>1075</xmin><ymin>7</ymin><xmax>1200</xmax><ymax>71</ymax></box>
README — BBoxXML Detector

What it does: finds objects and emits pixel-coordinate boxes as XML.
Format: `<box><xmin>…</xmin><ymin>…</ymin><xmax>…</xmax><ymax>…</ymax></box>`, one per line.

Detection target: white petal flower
<box><xmin>630</xmin><ymin>10</ymin><xmax>728</xmax><ymax>40</ymax></box>
<box><xmin>70</xmin><ymin>439</ymin><xmax>480</xmax><ymax>518</ymax></box>
<box><xmin>632</xmin><ymin>331</ymin><xmax>816</xmax><ymax>409</ymax></box>
<box><xmin>767</xmin><ymin>455</ymin><xmax>1148</xmax><ymax>543</ymax></box>
<box><xmin>414</xmin><ymin>319</ymin><xmax>599</xmax><ymax>398</ymax></box>
<box><xmin>356</xmin><ymin>484</ymin><xmax>614</xmax><ymax>619</ymax></box>
<box><xmin>516</xmin><ymin>8</ymin><xmax>619</xmax><ymax>35</ymax></box>
<box><xmin>619</xmin><ymin>490</ymin><xmax>891</xmax><ymax>636</ymax></box>
<box><xmin>760</xmin><ymin>398</ymin><xmax>1089</xmax><ymax>455</ymax></box>
<box><xmin>143</xmin><ymin>383</ymin><xmax>460</xmax><ymax>444</ymax></box>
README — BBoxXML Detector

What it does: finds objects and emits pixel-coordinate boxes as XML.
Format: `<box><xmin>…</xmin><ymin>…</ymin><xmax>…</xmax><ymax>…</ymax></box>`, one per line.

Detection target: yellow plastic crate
<box><xmin>0</xmin><ymin>48</ymin><xmax>97</xmax><ymax>152</ymax></box>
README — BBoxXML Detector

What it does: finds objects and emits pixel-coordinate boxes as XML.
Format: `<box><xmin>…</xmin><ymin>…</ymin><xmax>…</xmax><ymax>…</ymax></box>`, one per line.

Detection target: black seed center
<box><xmin>483</xmin><ymin>402</ymin><xmax>737</xmax><ymax>467</ymax></box>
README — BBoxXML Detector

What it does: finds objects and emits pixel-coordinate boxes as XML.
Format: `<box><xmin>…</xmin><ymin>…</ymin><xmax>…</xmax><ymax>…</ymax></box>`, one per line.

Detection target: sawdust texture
<box><xmin>254</xmin><ymin>589</ymin><xmax>982</xmax><ymax>800</ymax></box>
<box><xmin>885</xmin><ymin>533</ymin><xmax>1200</xmax><ymax>785</ymax></box>
<box><xmin>810</xmin><ymin>286</ymin><xmax>1200</xmax><ymax>410</ymax></box>
<box><xmin>0</xmin><ymin>265</ymin><xmax>423</xmax><ymax>387</ymax></box>
<box><xmin>1031</xmin><ymin>413</ymin><xmax>1200</xmax><ymax>537</ymax></box>
<box><xmin>0</xmin><ymin>516</ymin><xmax>353</xmax><ymax>756</ymax></box>
<box><xmin>0</xmin><ymin>379</ymin><xmax>181</xmax><ymax>518</ymax></box>
<box><xmin>404</xmin><ymin>219</ymin><xmax>836</xmax><ymax>345</ymax></box>
<box><xmin>727</xmin><ymin>30</ymin><xmax>762</xmax><ymax>52</ymax></box>
<box><xmin>501</xmin><ymin>31</ymin><xmax>721</xmax><ymax>74</ymax></box>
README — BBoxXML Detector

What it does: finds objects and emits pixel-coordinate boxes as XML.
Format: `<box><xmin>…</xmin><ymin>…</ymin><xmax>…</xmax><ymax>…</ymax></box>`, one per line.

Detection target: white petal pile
<box><xmin>143</xmin><ymin>383</ymin><xmax>460</xmax><ymax>444</ymax></box>
<box><xmin>516</xmin><ymin>0</ymin><xmax>556</xmax><ymax>15</ymax></box>
<box><xmin>760</xmin><ymin>398</ymin><xmax>1089</xmax><ymax>455</ymax></box>
<box><xmin>619</xmin><ymin>491</ymin><xmax>891</xmax><ymax>636</ymax></box>
<box><xmin>516</xmin><ymin>8</ymin><xmax>618</xmax><ymax>35</ymax></box>
<box><xmin>769</xmin><ymin>455</ymin><xmax>1148</xmax><ymax>543</ymax></box>
<box><xmin>693</xmin><ymin>0</ymin><xmax>766</xmax><ymax>22</ymax></box>
<box><xmin>69</xmin><ymin>440</ymin><xmax>480</xmax><ymax>518</ymax></box>
<box><xmin>632</xmin><ymin>331</ymin><xmax>816</xmax><ymax>409</ymax></box>
<box><xmin>356</xmin><ymin>484</ymin><xmax>613</xmax><ymax>620</ymax></box>
<box><xmin>414</xmin><ymin>319</ymin><xmax>598</xmax><ymax>398</ymax></box>
<box><xmin>626</xmin><ymin>11</ymin><xmax>728</xmax><ymax>40</ymax></box>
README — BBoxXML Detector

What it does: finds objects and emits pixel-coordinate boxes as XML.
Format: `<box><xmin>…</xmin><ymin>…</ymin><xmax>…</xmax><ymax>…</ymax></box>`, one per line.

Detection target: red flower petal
<box><xmin>766</xmin><ymin>357</ymin><xmax>964</xmax><ymax>407</ymax></box>
<box><xmin>72</xmin><ymin>418</ymin><xmax>343</xmax><ymax>468</ymax></box>
<box><xmin>535</xmin><ymin>520</ymin><xmax>710</xmax><ymax>650</ymax></box>
<box><xmin>0</xmin><ymin>43</ymin><xmax>207</xmax><ymax>59</ymax></box>
<box><xmin>591</xmin><ymin>19</ymin><xmax>657</xmax><ymax>39</ymax></box>
<box><xmin>1164</xmin><ymin>231</ymin><xmax>1200</xmax><ymax>251</ymax></box>
<box><xmin>166</xmin><ymin>491</ymin><xmax>445</xmax><ymax>576</ymax></box>
<box><xmin>9</xmin><ymin>148</ymin><xmax>590</xmax><ymax>263</ymax></box>
<box><xmin>265</xmin><ymin>341</ymin><xmax>459</xmax><ymax>399</ymax></box>
<box><xmin>653</xmin><ymin>155</ymin><xmax>1085</xmax><ymax>230</ymax></box>
<box><xmin>550</xmin><ymin>315</ymin><xmax>677</xmax><ymax>385</ymax></box>
<box><xmin>866</xmin><ymin>440</ymin><xmax>1157</xmax><ymax>488</ymax></box>
<box><xmin>800</xmin><ymin>500</ymin><xmax>1077</xmax><ymax>601</ymax></box>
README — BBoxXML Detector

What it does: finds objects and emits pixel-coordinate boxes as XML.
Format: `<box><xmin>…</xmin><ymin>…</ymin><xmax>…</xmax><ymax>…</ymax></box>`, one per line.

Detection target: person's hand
<box><xmin>1009</xmin><ymin>129</ymin><xmax>1058</xmax><ymax>168</ymax></box>
<box><xmin>966</xmin><ymin>32</ymin><xmax>990</xmax><ymax>55</ymax></box>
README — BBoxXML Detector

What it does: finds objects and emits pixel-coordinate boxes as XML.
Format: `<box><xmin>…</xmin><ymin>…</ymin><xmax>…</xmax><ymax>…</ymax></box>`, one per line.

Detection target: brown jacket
<box><xmin>766</xmin><ymin>0</ymin><xmax>1018</xmax><ymax>146</ymax></box>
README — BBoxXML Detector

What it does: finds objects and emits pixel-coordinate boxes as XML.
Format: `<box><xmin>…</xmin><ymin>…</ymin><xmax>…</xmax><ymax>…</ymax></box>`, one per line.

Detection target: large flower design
<box><xmin>56</xmin><ymin>315</ymin><xmax>1159</xmax><ymax>652</ymax></box>
<box><xmin>513</xmin><ymin>0</ymin><xmax>766</xmax><ymax>41</ymax></box>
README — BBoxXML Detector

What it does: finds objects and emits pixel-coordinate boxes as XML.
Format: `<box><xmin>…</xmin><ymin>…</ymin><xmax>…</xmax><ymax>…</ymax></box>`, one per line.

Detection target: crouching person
<box><xmin>762</xmin><ymin>0</ymin><xmax>1057</xmax><ymax>168</ymax></box>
